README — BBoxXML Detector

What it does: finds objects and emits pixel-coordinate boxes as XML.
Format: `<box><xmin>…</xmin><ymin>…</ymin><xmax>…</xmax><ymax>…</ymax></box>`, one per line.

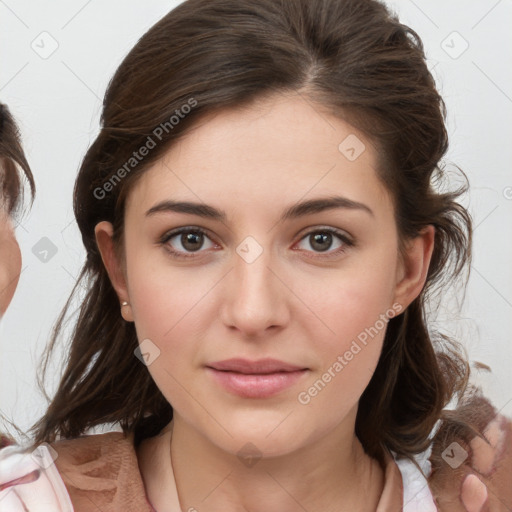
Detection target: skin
<box><xmin>0</xmin><ymin>209</ymin><xmax>22</xmax><ymax>318</ymax></box>
<box><xmin>95</xmin><ymin>92</ymin><xmax>435</xmax><ymax>512</ymax></box>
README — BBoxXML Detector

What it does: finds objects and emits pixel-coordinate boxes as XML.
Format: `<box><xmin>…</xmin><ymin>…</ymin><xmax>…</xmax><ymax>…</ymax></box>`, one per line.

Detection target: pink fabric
<box><xmin>0</xmin><ymin>442</ymin><xmax>74</xmax><ymax>511</ymax></box>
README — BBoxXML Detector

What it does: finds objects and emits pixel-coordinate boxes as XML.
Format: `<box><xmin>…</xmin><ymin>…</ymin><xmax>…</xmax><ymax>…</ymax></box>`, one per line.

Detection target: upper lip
<box><xmin>207</xmin><ymin>358</ymin><xmax>307</xmax><ymax>374</ymax></box>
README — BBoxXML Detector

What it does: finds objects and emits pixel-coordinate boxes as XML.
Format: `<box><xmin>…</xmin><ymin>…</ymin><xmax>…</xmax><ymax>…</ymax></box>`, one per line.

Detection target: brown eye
<box><xmin>180</xmin><ymin>231</ymin><xmax>205</xmax><ymax>252</ymax></box>
<box><xmin>159</xmin><ymin>227</ymin><xmax>216</xmax><ymax>259</ymax></box>
<box><xmin>295</xmin><ymin>228</ymin><xmax>354</xmax><ymax>258</ymax></box>
<box><xmin>309</xmin><ymin>232</ymin><xmax>334</xmax><ymax>252</ymax></box>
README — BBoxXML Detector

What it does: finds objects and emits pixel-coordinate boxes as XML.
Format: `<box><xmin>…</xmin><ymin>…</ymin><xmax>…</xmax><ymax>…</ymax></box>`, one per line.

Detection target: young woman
<box><xmin>1</xmin><ymin>0</ymin><xmax>510</xmax><ymax>511</ymax></box>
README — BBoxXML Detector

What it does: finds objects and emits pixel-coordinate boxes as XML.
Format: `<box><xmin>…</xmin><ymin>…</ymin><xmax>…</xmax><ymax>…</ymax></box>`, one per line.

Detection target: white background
<box><xmin>0</xmin><ymin>0</ymin><xmax>511</xmax><ymax>439</ymax></box>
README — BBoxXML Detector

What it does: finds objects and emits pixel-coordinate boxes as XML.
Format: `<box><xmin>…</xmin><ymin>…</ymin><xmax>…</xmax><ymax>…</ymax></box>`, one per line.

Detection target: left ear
<box><xmin>393</xmin><ymin>225</ymin><xmax>435</xmax><ymax>310</ymax></box>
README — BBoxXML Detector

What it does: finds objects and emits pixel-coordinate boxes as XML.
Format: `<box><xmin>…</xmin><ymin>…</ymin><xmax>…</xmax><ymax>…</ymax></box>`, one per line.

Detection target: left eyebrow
<box><xmin>145</xmin><ymin>195</ymin><xmax>374</xmax><ymax>221</ymax></box>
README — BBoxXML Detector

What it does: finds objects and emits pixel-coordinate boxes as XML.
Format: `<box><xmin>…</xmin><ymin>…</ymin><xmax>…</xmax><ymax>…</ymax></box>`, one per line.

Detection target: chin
<box><xmin>198</xmin><ymin>413</ymin><xmax>310</xmax><ymax>459</ymax></box>
<box><xmin>219</xmin><ymin>433</ymin><xmax>304</xmax><ymax>461</ymax></box>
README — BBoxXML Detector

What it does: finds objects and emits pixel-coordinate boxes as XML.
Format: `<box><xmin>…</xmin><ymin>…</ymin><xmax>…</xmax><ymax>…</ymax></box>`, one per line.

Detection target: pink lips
<box><xmin>206</xmin><ymin>358</ymin><xmax>308</xmax><ymax>398</ymax></box>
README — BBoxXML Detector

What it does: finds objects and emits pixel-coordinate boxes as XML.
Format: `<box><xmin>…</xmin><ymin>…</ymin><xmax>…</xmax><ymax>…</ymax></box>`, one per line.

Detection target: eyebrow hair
<box><xmin>145</xmin><ymin>195</ymin><xmax>374</xmax><ymax>221</ymax></box>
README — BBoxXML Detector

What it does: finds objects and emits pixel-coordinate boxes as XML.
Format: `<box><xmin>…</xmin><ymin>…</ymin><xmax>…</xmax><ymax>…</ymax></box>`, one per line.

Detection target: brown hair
<box><xmin>29</xmin><ymin>0</ymin><xmax>492</xmax><ymax>475</ymax></box>
<box><xmin>0</xmin><ymin>103</ymin><xmax>35</xmax><ymax>216</ymax></box>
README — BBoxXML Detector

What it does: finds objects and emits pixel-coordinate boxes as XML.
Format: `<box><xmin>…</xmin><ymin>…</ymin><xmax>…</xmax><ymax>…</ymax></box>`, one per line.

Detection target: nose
<box><xmin>219</xmin><ymin>239</ymin><xmax>290</xmax><ymax>338</ymax></box>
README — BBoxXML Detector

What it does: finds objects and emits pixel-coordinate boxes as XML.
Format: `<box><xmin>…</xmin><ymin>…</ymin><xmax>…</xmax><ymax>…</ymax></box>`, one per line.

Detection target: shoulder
<box><xmin>427</xmin><ymin>407</ymin><xmax>512</xmax><ymax>512</ymax></box>
<box><xmin>48</xmin><ymin>430</ymin><xmax>154</xmax><ymax>512</ymax></box>
<box><xmin>50</xmin><ymin>430</ymin><xmax>135</xmax><ymax>469</ymax></box>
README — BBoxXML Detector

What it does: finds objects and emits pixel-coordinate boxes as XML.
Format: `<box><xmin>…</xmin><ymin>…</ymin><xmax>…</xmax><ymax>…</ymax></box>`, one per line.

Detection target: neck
<box><xmin>168</xmin><ymin>411</ymin><xmax>384</xmax><ymax>512</ymax></box>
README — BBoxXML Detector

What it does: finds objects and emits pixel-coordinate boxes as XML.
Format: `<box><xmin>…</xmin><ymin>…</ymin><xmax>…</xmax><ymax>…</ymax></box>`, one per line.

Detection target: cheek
<box><xmin>125</xmin><ymin>247</ymin><xmax>215</xmax><ymax>378</ymax></box>
<box><xmin>128</xmin><ymin>262</ymin><xmax>214</xmax><ymax>340</ymax></box>
<box><xmin>127</xmin><ymin>268</ymin><xmax>225</xmax><ymax>422</ymax></box>
<box><xmin>296</xmin><ymin>248</ymin><xmax>399</xmax><ymax>352</ymax></box>
<box><xmin>126</xmin><ymin>261</ymin><xmax>207</xmax><ymax>407</ymax></box>
<box><xmin>0</xmin><ymin>230</ymin><xmax>22</xmax><ymax>315</ymax></box>
<box><xmin>292</xmin><ymin>250</ymin><xmax>399</xmax><ymax>409</ymax></box>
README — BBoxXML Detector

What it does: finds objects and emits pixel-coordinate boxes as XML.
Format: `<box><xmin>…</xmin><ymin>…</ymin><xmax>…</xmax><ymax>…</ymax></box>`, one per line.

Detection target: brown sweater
<box><xmin>49</xmin><ymin>431</ymin><xmax>156</xmax><ymax>512</ymax></box>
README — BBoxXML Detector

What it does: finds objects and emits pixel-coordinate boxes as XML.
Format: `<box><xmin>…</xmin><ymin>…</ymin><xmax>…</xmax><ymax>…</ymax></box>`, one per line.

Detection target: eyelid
<box><xmin>297</xmin><ymin>225</ymin><xmax>354</xmax><ymax>243</ymax></box>
<box><xmin>160</xmin><ymin>226</ymin><xmax>218</xmax><ymax>242</ymax></box>
<box><xmin>158</xmin><ymin>225</ymin><xmax>354</xmax><ymax>259</ymax></box>
<box><xmin>293</xmin><ymin>226</ymin><xmax>354</xmax><ymax>258</ymax></box>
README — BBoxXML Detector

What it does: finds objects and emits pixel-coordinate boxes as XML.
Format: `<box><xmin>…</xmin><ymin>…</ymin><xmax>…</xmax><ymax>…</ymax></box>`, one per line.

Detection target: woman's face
<box><xmin>96</xmin><ymin>92</ymin><xmax>433</xmax><ymax>457</ymax></box>
<box><xmin>0</xmin><ymin>208</ymin><xmax>22</xmax><ymax>317</ymax></box>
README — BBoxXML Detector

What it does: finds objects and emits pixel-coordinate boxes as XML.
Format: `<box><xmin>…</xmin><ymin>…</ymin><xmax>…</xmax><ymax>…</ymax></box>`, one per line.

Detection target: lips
<box><xmin>206</xmin><ymin>358</ymin><xmax>307</xmax><ymax>374</ymax></box>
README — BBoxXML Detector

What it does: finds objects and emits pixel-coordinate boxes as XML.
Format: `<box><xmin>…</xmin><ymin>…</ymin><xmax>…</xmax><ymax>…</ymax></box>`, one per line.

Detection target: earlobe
<box><xmin>94</xmin><ymin>221</ymin><xmax>134</xmax><ymax>322</ymax></box>
<box><xmin>393</xmin><ymin>225</ymin><xmax>435</xmax><ymax>310</ymax></box>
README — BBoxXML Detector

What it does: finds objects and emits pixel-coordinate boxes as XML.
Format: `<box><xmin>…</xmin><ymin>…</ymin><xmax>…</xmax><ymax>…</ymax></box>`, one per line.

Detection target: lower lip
<box><xmin>206</xmin><ymin>367</ymin><xmax>308</xmax><ymax>398</ymax></box>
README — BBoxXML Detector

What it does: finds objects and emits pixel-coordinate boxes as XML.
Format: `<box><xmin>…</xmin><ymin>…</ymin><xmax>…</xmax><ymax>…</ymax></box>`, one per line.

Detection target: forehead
<box><xmin>125</xmin><ymin>93</ymin><xmax>393</xmax><ymax>220</ymax></box>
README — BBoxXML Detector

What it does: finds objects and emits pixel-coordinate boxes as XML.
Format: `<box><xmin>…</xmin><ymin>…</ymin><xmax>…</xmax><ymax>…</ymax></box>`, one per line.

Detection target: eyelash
<box><xmin>158</xmin><ymin>226</ymin><xmax>354</xmax><ymax>261</ymax></box>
